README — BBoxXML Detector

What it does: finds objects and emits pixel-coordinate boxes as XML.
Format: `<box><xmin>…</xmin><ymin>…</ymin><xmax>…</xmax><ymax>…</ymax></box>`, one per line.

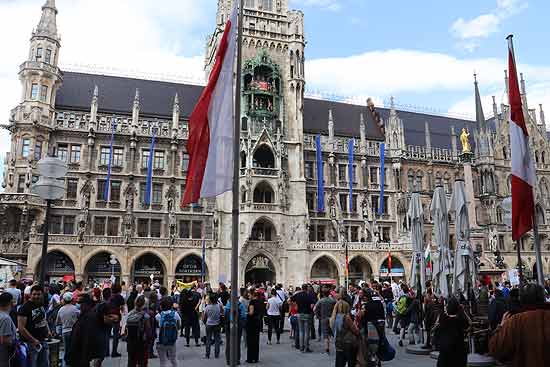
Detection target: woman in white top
<box><xmin>266</xmin><ymin>289</ymin><xmax>283</xmax><ymax>344</ymax></box>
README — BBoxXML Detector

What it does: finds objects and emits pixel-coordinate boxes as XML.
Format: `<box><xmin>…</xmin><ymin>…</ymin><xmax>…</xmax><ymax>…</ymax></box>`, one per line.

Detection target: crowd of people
<box><xmin>0</xmin><ymin>277</ymin><xmax>549</xmax><ymax>367</ymax></box>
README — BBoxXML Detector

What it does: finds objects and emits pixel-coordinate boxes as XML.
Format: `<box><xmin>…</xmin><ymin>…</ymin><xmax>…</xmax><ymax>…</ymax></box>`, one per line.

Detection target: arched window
<box><xmin>253</xmin><ymin>145</ymin><xmax>275</xmax><ymax>169</ymax></box>
<box><xmin>251</xmin><ymin>218</ymin><xmax>275</xmax><ymax>241</ymax></box>
<box><xmin>253</xmin><ymin>182</ymin><xmax>274</xmax><ymax>203</ymax></box>
<box><xmin>536</xmin><ymin>205</ymin><xmax>545</xmax><ymax>225</ymax></box>
<box><xmin>535</xmin><ymin>151</ymin><xmax>539</xmax><ymax>164</ymax></box>
<box><xmin>503</xmin><ymin>147</ymin><xmax>508</xmax><ymax>160</ymax></box>
<box><xmin>542</xmin><ymin>151</ymin><xmax>546</xmax><ymax>164</ymax></box>
<box><xmin>496</xmin><ymin>206</ymin><xmax>504</xmax><ymax>223</ymax></box>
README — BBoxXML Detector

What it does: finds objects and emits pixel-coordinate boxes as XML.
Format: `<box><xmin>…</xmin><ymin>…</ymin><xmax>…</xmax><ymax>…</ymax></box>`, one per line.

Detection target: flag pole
<box><xmin>230</xmin><ymin>1</ymin><xmax>244</xmax><ymax>366</ymax></box>
<box><xmin>508</xmin><ymin>34</ymin><xmax>544</xmax><ymax>286</ymax></box>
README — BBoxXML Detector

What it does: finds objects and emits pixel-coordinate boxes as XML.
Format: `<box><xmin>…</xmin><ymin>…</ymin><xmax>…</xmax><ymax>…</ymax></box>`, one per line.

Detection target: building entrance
<box><xmin>245</xmin><ymin>255</ymin><xmax>275</xmax><ymax>285</ymax></box>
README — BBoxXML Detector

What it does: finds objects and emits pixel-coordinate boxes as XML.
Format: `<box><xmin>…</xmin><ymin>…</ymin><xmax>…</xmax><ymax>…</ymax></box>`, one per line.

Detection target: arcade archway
<box><xmin>349</xmin><ymin>256</ymin><xmax>373</xmax><ymax>285</ymax></box>
<box><xmin>84</xmin><ymin>252</ymin><xmax>121</xmax><ymax>285</ymax></box>
<box><xmin>175</xmin><ymin>255</ymin><xmax>208</xmax><ymax>283</ymax></box>
<box><xmin>251</xmin><ymin>218</ymin><xmax>276</xmax><ymax>241</ymax></box>
<box><xmin>36</xmin><ymin>250</ymin><xmax>75</xmax><ymax>283</ymax></box>
<box><xmin>310</xmin><ymin>256</ymin><xmax>339</xmax><ymax>285</ymax></box>
<box><xmin>132</xmin><ymin>253</ymin><xmax>166</xmax><ymax>285</ymax></box>
<box><xmin>245</xmin><ymin>254</ymin><xmax>276</xmax><ymax>285</ymax></box>
<box><xmin>379</xmin><ymin>256</ymin><xmax>405</xmax><ymax>281</ymax></box>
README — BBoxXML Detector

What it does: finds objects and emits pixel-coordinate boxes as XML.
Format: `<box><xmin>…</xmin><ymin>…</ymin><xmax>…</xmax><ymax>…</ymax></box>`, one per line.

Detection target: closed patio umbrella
<box><xmin>449</xmin><ymin>179</ymin><xmax>476</xmax><ymax>298</ymax></box>
<box><xmin>408</xmin><ymin>192</ymin><xmax>426</xmax><ymax>294</ymax></box>
<box><xmin>430</xmin><ymin>185</ymin><xmax>453</xmax><ymax>298</ymax></box>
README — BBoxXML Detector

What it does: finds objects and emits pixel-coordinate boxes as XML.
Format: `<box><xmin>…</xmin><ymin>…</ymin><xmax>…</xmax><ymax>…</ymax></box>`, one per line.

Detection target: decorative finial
<box><xmin>93</xmin><ymin>85</ymin><xmax>98</xmax><ymax>98</ymax></box>
<box><xmin>134</xmin><ymin>88</ymin><xmax>140</xmax><ymax>102</ymax></box>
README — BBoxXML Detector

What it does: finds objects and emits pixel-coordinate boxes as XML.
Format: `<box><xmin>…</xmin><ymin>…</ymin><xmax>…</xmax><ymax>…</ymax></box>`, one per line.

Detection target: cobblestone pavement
<box><xmin>100</xmin><ymin>327</ymin><xmax>437</xmax><ymax>367</ymax></box>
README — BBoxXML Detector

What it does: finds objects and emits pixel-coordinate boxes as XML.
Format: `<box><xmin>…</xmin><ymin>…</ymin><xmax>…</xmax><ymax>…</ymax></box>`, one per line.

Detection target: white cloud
<box><xmin>290</xmin><ymin>0</ymin><xmax>342</xmax><ymax>11</ymax></box>
<box><xmin>451</xmin><ymin>0</ymin><xmax>528</xmax><ymax>50</ymax></box>
<box><xmin>0</xmin><ymin>0</ymin><xmax>211</xmax><ymax>160</ymax></box>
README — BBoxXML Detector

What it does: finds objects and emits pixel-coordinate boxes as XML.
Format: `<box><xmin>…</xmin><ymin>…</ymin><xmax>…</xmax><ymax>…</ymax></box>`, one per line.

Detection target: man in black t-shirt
<box><xmin>290</xmin><ymin>284</ymin><xmax>316</xmax><ymax>352</ymax></box>
<box><xmin>18</xmin><ymin>285</ymin><xmax>50</xmax><ymax>367</ymax></box>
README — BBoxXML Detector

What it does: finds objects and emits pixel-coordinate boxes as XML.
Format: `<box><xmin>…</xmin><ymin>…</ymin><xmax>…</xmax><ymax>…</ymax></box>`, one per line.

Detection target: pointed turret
<box><xmin>359</xmin><ymin>112</ymin><xmax>366</xmax><ymax>152</ymax></box>
<box><xmin>328</xmin><ymin>109</ymin><xmax>334</xmax><ymax>147</ymax></box>
<box><xmin>172</xmin><ymin>93</ymin><xmax>180</xmax><ymax>135</ymax></box>
<box><xmin>504</xmin><ymin>70</ymin><xmax>509</xmax><ymax>101</ymax></box>
<box><xmin>540</xmin><ymin>104</ymin><xmax>546</xmax><ymax>126</ymax></box>
<box><xmin>90</xmin><ymin>85</ymin><xmax>99</xmax><ymax>126</ymax></box>
<box><xmin>474</xmin><ymin>74</ymin><xmax>487</xmax><ymax>131</ymax></box>
<box><xmin>132</xmin><ymin>88</ymin><xmax>140</xmax><ymax>125</ymax></box>
<box><xmin>424</xmin><ymin>121</ymin><xmax>431</xmax><ymax>153</ymax></box>
<box><xmin>35</xmin><ymin>0</ymin><xmax>59</xmax><ymax>40</ymax></box>
<box><xmin>451</xmin><ymin>126</ymin><xmax>458</xmax><ymax>157</ymax></box>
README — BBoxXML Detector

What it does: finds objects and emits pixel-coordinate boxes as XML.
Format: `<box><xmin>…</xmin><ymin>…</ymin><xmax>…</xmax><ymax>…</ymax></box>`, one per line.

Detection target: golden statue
<box><xmin>460</xmin><ymin>127</ymin><xmax>471</xmax><ymax>153</ymax></box>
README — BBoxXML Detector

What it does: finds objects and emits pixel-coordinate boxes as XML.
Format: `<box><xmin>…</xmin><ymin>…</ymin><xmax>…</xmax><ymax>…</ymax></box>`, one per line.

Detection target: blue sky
<box><xmin>1</xmin><ymin>0</ymin><xmax>549</xmax><ymax>184</ymax></box>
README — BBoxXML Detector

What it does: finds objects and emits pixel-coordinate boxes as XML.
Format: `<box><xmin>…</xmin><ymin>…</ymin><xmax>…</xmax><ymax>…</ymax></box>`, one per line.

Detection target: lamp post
<box><xmin>32</xmin><ymin>156</ymin><xmax>68</xmax><ymax>285</ymax></box>
<box><xmin>110</xmin><ymin>255</ymin><xmax>117</xmax><ymax>284</ymax></box>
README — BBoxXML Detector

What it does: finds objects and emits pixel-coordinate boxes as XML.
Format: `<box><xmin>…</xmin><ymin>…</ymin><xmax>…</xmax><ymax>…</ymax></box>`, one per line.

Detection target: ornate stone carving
<box><xmin>123</xmin><ymin>213</ymin><xmax>133</xmax><ymax>244</ymax></box>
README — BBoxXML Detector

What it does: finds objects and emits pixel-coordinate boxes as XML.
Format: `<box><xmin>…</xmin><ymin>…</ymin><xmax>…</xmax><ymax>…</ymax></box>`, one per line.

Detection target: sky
<box><xmin>1</xmin><ymin>0</ymin><xmax>550</xmax><ymax>181</ymax></box>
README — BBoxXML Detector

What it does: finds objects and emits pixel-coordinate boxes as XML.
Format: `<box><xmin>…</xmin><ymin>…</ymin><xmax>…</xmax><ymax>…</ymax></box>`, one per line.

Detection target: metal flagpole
<box><xmin>508</xmin><ymin>34</ymin><xmax>544</xmax><ymax>286</ymax></box>
<box><xmin>230</xmin><ymin>1</ymin><xmax>244</xmax><ymax>366</ymax></box>
<box><xmin>532</xmin><ymin>213</ymin><xmax>545</xmax><ymax>285</ymax></box>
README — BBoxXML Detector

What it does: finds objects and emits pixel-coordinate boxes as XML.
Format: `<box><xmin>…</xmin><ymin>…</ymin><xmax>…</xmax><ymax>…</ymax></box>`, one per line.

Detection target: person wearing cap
<box><xmin>56</xmin><ymin>292</ymin><xmax>80</xmax><ymax>366</ymax></box>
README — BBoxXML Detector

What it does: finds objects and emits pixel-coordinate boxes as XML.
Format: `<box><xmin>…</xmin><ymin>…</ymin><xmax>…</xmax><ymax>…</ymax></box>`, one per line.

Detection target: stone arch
<box><xmin>131</xmin><ymin>250</ymin><xmax>169</xmax><ymax>285</ymax></box>
<box><xmin>348</xmin><ymin>255</ymin><xmax>374</xmax><ymax>284</ymax></box>
<box><xmin>83</xmin><ymin>250</ymin><xmax>123</xmax><ymax>284</ymax></box>
<box><xmin>252</xmin><ymin>144</ymin><xmax>275</xmax><ymax>168</ymax></box>
<box><xmin>253</xmin><ymin>180</ymin><xmax>275</xmax><ymax>203</ymax></box>
<box><xmin>377</xmin><ymin>253</ymin><xmax>408</xmax><ymax>281</ymax></box>
<box><xmin>81</xmin><ymin>247</ymin><xmax>128</xmax><ymax>277</ymax></box>
<box><xmin>250</xmin><ymin>216</ymin><xmax>277</xmax><ymax>241</ymax></box>
<box><xmin>310</xmin><ymin>254</ymin><xmax>341</xmax><ymax>285</ymax></box>
<box><xmin>33</xmin><ymin>248</ymin><xmax>78</xmax><ymax>282</ymax></box>
<box><xmin>174</xmin><ymin>251</ymin><xmax>209</xmax><ymax>282</ymax></box>
<box><xmin>243</xmin><ymin>252</ymin><xmax>277</xmax><ymax>285</ymax></box>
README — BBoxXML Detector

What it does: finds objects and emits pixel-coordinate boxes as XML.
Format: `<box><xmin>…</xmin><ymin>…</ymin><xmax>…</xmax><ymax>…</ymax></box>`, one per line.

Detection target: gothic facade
<box><xmin>1</xmin><ymin>0</ymin><xmax>549</xmax><ymax>287</ymax></box>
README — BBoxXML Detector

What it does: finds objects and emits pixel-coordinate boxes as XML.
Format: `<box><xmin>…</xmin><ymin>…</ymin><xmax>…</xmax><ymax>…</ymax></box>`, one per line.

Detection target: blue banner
<box><xmin>315</xmin><ymin>135</ymin><xmax>325</xmax><ymax>212</ymax></box>
<box><xmin>348</xmin><ymin>138</ymin><xmax>354</xmax><ymax>213</ymax></box>
<box><xmin>378</xmin><ymin>143</ymin><xmax>385</xmax><ymax>215</ymax></box>
<box><xmin>201</xmin><ymin>238</ymin><xmax>206</xmax><ymax>281</ymax></box>
<box><xmin>144</xmin><ymin>130</ymin><xmax>157</xmax><ymax>205</ymax></box>
<box><xmin>103</xmin><ymin>117</ymin><xmax>116</xmax><ymax>201</ymax></box>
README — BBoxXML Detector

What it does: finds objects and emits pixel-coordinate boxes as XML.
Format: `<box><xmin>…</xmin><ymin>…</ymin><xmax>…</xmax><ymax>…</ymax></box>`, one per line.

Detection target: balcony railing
<box><xmin>252</xmin><ymin>203</ymin><xmax>278</xmax><ymax>211</ymax></box>
<box><xmin>252</xmin><ymin>168</ymin><xmax>278</xmax><ymax>176</ymax></box>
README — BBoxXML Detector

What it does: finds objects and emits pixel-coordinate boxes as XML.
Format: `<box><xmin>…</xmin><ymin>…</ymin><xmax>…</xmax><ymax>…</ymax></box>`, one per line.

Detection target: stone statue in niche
<box><xmin>213</xmin><ymin>210</ymin><xmax>219</xmax><ymax>243</ymax></box>
<box><xmin>123</xmin><ymin>214</ymin><xmax>133</xmax><ymax>244</ymax></box>
<box><xmin>25</xmin><ymin>161</ymin><xmax>32</xmax><ymax>189</ymax></box>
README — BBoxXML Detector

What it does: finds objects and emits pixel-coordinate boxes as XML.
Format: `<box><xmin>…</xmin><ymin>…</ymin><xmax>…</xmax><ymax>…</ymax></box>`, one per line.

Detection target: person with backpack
<box><xmin>124</xmin><ymin>296</ymin><xmax>152</xmax><ymax>367</ymax></box>
<box><xmin>155</xmin><ymin>297</ymin><xmax>181</xmax><ymax>367</ymax></box>
<box><xmin>394</xmin><ymin>284</ymin><xmax>412</xmax><ymax>347</ymax></box>
<box><xmin>330</xmin><ymin>300</ymin><xmax>359</xmax><ymax>367</ymax></box>
<box><xmin>202</xmin><ymin>294</ymin><xmax>222</xmax><ymax>359</ymax></box>
<box><xmin>224</xmin><ymin>293</ymin><xmax>247</xmax><ymax>365</ymax></box>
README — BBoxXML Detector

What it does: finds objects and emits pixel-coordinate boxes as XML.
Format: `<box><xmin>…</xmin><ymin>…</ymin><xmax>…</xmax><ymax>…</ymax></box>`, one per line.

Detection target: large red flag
<box><xmin>182</xmin><ymin>6</ymin><xmax>238</xmax><ymax>206</ymax></box>
<box><xmin>508</xmin><ymin>36</ymin><xmax>535</xmax><ymax>241</ymax></box>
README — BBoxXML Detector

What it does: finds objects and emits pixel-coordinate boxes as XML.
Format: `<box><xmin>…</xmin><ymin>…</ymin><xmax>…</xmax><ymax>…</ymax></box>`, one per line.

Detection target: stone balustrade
<box><xmin>29</xmin><ymin>234</ymin><xmax>214</xmax><ymax>248</ymax></box>
<box><xmin>0</xmin><ymin>193</ymin><xmax>45</xmax><ymax>206</ymax></box>
<box><xmin>308</xmin><ymin>241</ymin><xmax>411</xmax><ymax>251</ymax></box>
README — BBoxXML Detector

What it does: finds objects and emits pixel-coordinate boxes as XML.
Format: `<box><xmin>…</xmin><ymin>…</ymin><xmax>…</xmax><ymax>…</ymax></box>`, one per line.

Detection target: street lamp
<box><xmin>109</xmin><ymin>255</ymin><xmax>117</xmax><ymax>284</ymax></box>
<box><xmin>32</xmin><ymin>156</ymin><xmax>68</xmax><ymax>285</ymax></box>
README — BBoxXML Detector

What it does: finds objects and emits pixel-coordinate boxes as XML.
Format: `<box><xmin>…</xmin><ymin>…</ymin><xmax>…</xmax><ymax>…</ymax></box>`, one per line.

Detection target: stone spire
<box><xmin>474</xmin><ymin>74</ymin><xmax>487</xmax><ymax>132</ymax></box>
<box><xmin>504</xmin><ymin>70</ymin><xmax>509</xmax><ymax>101</ymax></box>
<box><xmin>359</xmin><ymin>112</ymin><xmax>366</xmax><ymax>152</ymax></box>
<box><xmin>451</xmin><ymin>126</ymin><xmax>457</xmax><ymax>157</ymax></box>
<box><xmin>172</xmin><ymin>93</ymin><xmax>180</xmax><ymax>131</ymax></box>
<box><xmin>90</xmin><ymin>85</ymin><xmax>99</xmax><ymax>125</ymax></box>
<box><xmin>540</xmin><ymin>104</ymin><xmax>546</xmax><ymax>125</ymax></box>
<box><xmin>132</xmin><ymin>89</ymin><xmax>140</xmax><ymax>125</ymax></box>
<box><xmin>328</xmin><ymin>109</ymin><xmax>334</xmax><ymax>146</ymax></box>
<box><xmin>424</xmin><ymin>121</ymin><xmax>431</xmax><ymax>152</ymax></box>
<box><xmin>35</xmin><ymin>0</ymin><xmax>59</xmax><ymax>39</ymax></box>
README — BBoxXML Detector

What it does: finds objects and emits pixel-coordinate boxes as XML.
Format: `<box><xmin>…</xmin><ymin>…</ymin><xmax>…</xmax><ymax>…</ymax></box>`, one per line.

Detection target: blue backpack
<box><xmin>159</xmin><ymin>311</ymin><xmax>178</xmax><ymax>346</ymax></box>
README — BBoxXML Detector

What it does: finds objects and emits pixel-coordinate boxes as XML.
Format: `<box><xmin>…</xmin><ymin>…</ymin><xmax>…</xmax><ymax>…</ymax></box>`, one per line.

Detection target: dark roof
<box><xmin>56</xmin><ymin>71</ymin><xmax>477</xmax><ymax>149</ymax></box>
<box><xmin>56</xmin><ymin>72</ymin><xmax>203</xmax><ymax>118</ymax></box>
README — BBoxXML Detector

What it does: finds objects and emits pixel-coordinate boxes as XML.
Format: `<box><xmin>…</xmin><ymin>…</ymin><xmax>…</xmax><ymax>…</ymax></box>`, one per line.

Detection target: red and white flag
<box><xmin>508</xmin><ymin>36</ymin><xmax>536</xmax><ymax>241</ymax></box>
<box><xmin>182</xmin><ymin>5</ymin><xmax>238</xmax><ymax>206</ymax></box>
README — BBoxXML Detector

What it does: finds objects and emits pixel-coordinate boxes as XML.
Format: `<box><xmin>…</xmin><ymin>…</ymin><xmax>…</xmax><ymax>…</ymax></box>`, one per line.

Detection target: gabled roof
<box><xmin>55</xmin><ymin>71</ymin><xmax>477</xmax><ymax>149</ymax></box>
